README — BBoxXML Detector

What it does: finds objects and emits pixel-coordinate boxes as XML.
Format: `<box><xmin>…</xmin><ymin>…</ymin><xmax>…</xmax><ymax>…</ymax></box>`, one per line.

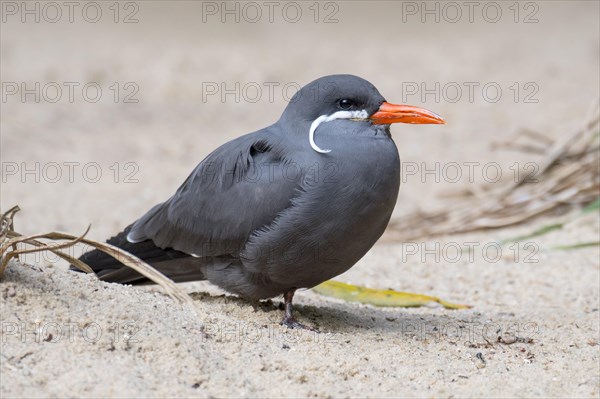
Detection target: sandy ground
<box><xmin>1</xmin><ymin>1</ymin><xmax>599</xmax><ymax>397</ymax></box>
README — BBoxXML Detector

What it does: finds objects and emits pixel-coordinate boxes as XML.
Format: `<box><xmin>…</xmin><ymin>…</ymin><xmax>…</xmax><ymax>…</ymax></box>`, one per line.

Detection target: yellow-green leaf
<box><xmin>313</xmin><ymin>280</ymin><xmax>470</xmax><ymax>310</ymax></box>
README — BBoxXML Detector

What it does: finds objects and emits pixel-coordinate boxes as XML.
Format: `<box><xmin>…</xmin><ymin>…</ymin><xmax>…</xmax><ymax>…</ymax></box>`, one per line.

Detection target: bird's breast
<box><xmin>241</xmin><ymin>135</ymin><xmax>400</xmax><ymax>291</ymax></box>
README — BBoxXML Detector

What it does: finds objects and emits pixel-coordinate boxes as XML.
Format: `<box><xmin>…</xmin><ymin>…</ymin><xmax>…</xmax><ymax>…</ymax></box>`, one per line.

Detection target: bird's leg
<box><xmin>280</xmin><ymin>289</ymin><xmax>317</xmax><ymax>331</ymax></box>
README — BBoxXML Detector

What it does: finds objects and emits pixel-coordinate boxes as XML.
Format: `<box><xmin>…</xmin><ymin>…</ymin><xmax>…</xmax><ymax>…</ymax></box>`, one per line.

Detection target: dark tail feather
<box><xmin>73</xmin><ymin>225</ymin><xmax>206</xmax><ymax>285</ymax></box>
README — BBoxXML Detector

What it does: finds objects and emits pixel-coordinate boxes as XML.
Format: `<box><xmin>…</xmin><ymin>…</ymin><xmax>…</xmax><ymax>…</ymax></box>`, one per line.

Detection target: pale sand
<box><xmin>1</xmin><ymin>2</ymin><xmax>599</xmax><ymax>397</ymax></box>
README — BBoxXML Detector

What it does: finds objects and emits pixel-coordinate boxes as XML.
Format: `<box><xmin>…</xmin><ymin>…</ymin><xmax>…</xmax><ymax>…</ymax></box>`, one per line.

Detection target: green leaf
<box><xmin>552</xmin><ymin>241</ymin><xmax>600</xmax><ymax>250</ymax></box>
<box><xmin>312</xmin><ymin>280</ymin><xmax>470</xmax><ymax>310</ymax></box>
<box><xmin>500</xmin><ymin>198</ymin><xmax>599</xmax><ymax>245</ymax></box>
<box><xmin>582</xmin><ymin>197</ymin><xmax>600</xmax><ymax>214</ymax></box>
<box><xmin>500</xmin><ymin>222</ymin><xmax>564</xmax><ymax>244</ymax></box>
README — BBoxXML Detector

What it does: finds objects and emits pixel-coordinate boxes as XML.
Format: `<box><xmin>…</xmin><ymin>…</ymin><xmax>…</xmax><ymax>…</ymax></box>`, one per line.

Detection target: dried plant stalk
<box><xmin>0</xmin><ymin>207</ymin><xmax>197</xmax><ymax>312</ymax></box>
<box><xmin>386</xmin><ymin>98</ymin><xmax>600</xmax><ymax>241</ymax></box>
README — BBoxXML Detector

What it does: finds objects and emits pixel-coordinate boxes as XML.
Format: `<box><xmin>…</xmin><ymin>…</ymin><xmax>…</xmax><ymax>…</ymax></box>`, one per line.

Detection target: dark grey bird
<box><xmin>77</xmin><ymin>74</ymin><xmax>444</xmax><ymax>328</ymax></box>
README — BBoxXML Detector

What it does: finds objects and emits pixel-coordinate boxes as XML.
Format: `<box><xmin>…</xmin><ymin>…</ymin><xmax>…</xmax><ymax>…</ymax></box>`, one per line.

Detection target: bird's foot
<box><xmin>280</xmin><ymin>316</ymin><xmax>318</xmax><ymax>332</ymax></box>
<box><xmin>280</xmin><ymin>288</ymin><xmax>318</xmax><ymax>331</ymax></box>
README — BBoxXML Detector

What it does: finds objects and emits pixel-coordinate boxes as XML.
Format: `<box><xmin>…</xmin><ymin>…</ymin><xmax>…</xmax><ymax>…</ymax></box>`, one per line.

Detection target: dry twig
<box><xmin>0</xmin><ymin>207</ymin><xmax>197</xmax><ymax>312</ymax></box>
<box><xmin>386</xmin><ymin>98</ymin><xmax>600</xmax><ymax>241</ymax></box>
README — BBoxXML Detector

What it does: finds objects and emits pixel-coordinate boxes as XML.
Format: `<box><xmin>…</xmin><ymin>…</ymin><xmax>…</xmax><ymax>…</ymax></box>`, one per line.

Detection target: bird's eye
<box><xmin>338</xmin><ymin>99</ymin><xmax>353</xmax><ymax>109</ymax></box>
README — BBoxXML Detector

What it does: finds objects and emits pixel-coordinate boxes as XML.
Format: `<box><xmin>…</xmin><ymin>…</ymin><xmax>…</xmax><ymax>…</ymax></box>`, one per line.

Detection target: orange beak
<box><xmin>370</xmin><ymin>102</ymin><xmax>445</xmax><ymax>125</ymax></box>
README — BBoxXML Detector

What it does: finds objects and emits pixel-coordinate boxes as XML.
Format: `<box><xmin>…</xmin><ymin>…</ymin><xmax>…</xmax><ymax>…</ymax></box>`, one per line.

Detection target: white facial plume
<box><xmin>308</xmin><ymin>110</ymin><xmax>369</xmax><ymax>153</ymax></box>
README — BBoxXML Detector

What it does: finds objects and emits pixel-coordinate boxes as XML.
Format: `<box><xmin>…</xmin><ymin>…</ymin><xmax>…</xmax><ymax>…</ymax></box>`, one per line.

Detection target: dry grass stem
<box><xmin>386</xmin><ymin>98</ymin><xmax>600</xmax><ymax>241</ymax></box>
<box><xmin>0</xmin><ymin>207</ymin><xmax>197</xmax><ymax>312</ymax></box>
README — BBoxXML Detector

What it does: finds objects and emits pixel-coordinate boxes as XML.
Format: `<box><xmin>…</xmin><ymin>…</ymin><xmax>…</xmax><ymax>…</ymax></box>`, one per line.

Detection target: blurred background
<box><xmin>1</xmin><ymin>3</ymin><xmax>599</xmax><ymax>397</ymax></box>
<box><xmin>1</xmin><ymin>0</ymin><xmax>598</xmax><ymax>242</ymax></box>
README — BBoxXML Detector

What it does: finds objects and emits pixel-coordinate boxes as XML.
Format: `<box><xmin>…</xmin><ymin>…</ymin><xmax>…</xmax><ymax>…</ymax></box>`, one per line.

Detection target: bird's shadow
<box><xmin>5</xmin><ymin>265</ymin><xmax>515</xmax><ymax>347</ymax></box>
<box><xmin>188</xmin><ymin>290</ymin><xmax>492</xmax><ymax>339</ymax></box>
<box><xmin>2</xmin><ymin>266</ymin><xmax>490</xmax><ymax>342</ymax></box>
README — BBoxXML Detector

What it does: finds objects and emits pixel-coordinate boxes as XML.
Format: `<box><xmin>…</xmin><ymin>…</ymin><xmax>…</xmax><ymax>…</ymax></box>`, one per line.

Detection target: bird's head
<box><xmin>280</xmin><ymin>74</ymin><xmax>445</xmax><ymax>153</ymax></box>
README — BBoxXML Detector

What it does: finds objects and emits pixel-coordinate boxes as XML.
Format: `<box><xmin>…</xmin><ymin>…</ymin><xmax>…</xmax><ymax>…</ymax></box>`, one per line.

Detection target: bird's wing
<box><xmin>127</xmin><ymin>130</ymin><xmax>299</xmax><ymax>257</ymax></box>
